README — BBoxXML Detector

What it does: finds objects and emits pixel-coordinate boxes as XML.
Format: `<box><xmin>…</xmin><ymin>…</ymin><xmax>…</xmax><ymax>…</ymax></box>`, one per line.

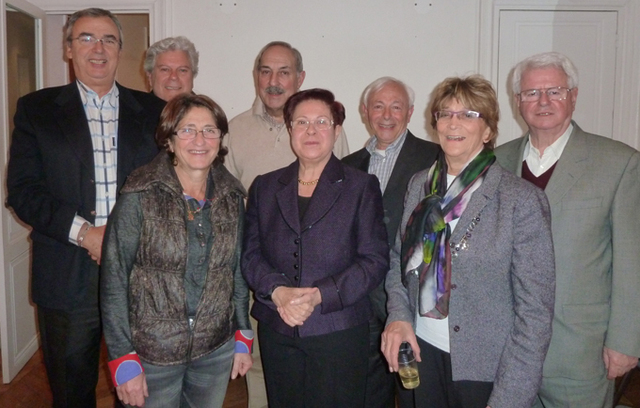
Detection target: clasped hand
<box><xmin>271</xmin><ymin>287</ymin><xmax>322</xmax><ymax>327</ymax></box>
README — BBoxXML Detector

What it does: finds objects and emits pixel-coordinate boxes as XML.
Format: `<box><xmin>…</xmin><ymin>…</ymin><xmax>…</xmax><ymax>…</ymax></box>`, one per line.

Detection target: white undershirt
<box><xmin>523</xmin><ymin>124</ymin><xmax>572</xmax><ymax>177</ymax></box>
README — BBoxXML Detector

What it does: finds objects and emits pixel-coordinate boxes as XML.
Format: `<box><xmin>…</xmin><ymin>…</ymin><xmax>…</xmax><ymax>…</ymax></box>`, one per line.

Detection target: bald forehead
<box><xmin>259</xmin><ymin>45</ymin><xmax>296</xmax><ymax>70</ymax></box>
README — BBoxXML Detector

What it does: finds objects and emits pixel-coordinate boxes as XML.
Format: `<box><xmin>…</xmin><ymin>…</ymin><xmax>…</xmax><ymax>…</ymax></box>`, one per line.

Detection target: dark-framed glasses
<box><xmin>291</xmin><ymin>117</ymin><xmax>334</xmax><ymax>131</ymax></box>
<box><xmin>174</xmin><ymin>127</ymin><xmax>222</xmax><ymax>140</ymax></box>
<box><xmin>434</xmin><ymin>110</ymin><xmax>482</xmax><ymax>122</ymax></box>
<box><xmin>519</xmin><ymin>87</ymin><xmax>572</xmax><ymax>102</ymax></box>
<box><xmin>72</xmin><ymin>35</ymin><xmax>121</xmax><ymax>48</ymax></box>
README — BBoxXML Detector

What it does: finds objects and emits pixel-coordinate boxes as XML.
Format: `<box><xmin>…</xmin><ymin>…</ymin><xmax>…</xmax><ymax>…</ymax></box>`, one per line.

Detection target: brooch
<box><xmin>450</xmin><ymin>211</ymin><xmax>482</xmax><ymax>258</ymax></box>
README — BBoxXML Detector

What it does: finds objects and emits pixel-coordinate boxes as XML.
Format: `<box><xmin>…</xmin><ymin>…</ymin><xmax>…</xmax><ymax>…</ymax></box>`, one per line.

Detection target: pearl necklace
<box><xmin>298</xmin><ymin>178</ymin><xmax>319</xmax><ymax>186</ymax></box>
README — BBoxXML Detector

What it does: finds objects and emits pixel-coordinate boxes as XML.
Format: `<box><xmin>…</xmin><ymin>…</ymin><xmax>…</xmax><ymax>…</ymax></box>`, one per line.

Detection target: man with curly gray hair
<box><xmin>144</xmin><ymin>36</ymin><xmax>199</xmax><ymax>101</ymax></box>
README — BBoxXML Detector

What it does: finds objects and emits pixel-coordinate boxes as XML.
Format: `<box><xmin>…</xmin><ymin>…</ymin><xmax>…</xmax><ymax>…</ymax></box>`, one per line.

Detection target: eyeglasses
<box><xmin>291</xmin><ymin>117</ymin><xmax>334</xmax><ymax>131</ymax></box>
<box><xmin>434</xmin><ymin>110</ymin><xmax>482</xmax><ymax>122</ymax></box>
<box><xmin>72</xmin><ymin>35</ymin><xmax>121</xmax><ymax>48</ymax></box>
<box><xmin>174</xmin><ymin>127</ymin><xmax>222</xmax><ymax>140</ymax></box>
<box><xmin>518</xmin><ymin>87</ymin><xmax>572</xmax><ymax>102</ymax></box>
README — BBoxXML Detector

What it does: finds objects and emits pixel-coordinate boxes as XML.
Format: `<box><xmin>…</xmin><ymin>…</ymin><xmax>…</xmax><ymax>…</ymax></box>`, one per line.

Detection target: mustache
<box><xmin>265</xmin><ymin>86</ymin><xmax>285</xmax><ymax>95</ymax></box>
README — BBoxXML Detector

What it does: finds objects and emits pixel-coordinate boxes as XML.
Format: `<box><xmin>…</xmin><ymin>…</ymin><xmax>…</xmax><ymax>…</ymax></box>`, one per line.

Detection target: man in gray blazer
<box><xmin>495</xmin><ymin>52</ymin><xmax>640</xmax><ymax>408</ymax></box>
<box><xmin>343</xmin><ymin>77</ymin><xmax>439</xmax><ymax>408</ymax></box>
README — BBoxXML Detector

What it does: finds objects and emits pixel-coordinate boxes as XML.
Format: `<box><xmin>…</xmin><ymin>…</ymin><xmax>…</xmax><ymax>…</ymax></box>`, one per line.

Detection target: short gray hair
<box><xmin>362</xmin><ymin>76</ymin><xmax>415</xmax><ymax>107</ymax></box>
<box><xmin>254</xmin><ymin>41</ymin><xmax>303</xmax><ymax>74</ymax></box>
<box><xmin>144</xmin><ymin>36</ymin><xmax>199</xmax><ymax>77</ymax></box>
<box><xmin>512</xmin><ymin>52</ymin><xmax>579</xmax><ymax>94</ymax></box>
<box><xmin>64</xmin><ymin>8</ymin><xmax>123</xmax><ymax>49</ymax></box>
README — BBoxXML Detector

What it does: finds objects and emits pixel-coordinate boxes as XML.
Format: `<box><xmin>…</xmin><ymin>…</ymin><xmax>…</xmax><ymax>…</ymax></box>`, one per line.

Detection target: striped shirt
<box><xmin>69</xmin><ymin>81</ymin><xmax>119</xmax><ymax>244</ymax></box>
<box><xmin>365</xmin><ymin>129</ymin><xmax>408</xmax><ymax>193</ymax></box>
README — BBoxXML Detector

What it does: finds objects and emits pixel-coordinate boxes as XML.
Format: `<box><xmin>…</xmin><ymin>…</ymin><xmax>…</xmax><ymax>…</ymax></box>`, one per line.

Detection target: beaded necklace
<box><xmin>298</xmin><ymin>178</ymin><xmax>319</xmax><ymax>186</ymax></box>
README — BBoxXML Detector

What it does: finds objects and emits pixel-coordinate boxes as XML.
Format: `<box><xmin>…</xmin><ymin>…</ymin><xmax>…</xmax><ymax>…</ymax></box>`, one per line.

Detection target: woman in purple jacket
<box><xmin>242</xmin><ymin>88</ymin><xmax>389</xmax><ymax>408</ymax></box>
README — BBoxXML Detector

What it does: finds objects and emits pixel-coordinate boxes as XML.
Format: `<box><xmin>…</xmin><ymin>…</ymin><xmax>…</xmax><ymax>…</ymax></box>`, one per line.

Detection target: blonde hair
<box><xmin>429</xmin><ymin>75</ymin><xmax>499</xmax><ymax>149</ymax></box>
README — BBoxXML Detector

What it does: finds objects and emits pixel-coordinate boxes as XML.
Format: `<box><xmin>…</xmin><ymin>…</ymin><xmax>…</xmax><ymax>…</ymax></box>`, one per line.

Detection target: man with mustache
<box><xmin>6</xmin><ymin>8</ymin><xmax>164</xmax><ymax>407</ymax></box>
<box><xmin>224</xmin><ymin>41</ymin><xmax>349</xmax><ymax>408</ymax></box>
<box><xmin>225</xmin><ymin>41</ymin><xmax>349</xmax><ymax>190</ymax></box>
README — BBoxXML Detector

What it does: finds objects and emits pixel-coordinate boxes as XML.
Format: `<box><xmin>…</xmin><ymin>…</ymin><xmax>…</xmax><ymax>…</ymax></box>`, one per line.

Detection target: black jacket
<box><xmin>342</xmin><ymin>131</ymin><xmax>439</xmax><ymax>321</ymax></box>
<box><xmin>6</xmin><ymin>82</ymin><xmax>165</xmax><ymax>310</ymax></box>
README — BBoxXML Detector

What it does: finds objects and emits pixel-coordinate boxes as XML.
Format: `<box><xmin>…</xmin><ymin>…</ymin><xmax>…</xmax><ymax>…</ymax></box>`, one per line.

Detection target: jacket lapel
<box><xmin>353</xmin><ymin>150</ymin><xmax>371</xmax><ymax>172</ymax></box>
<box><xmin>301</xmin><ymin>155</ymin><xmax>345</xmax><ymax>230</ymax></box>
<box><xmin>503</xmin><ymin>136</ymin><xmax>528</xmax><ymax>177</ymax></box>
<box><xmin>276</xmin><ymin>161</ymin><xmax>302</xmax><ymax>234</ymax></box>
<box><xmin>116</xmin><ymin>83</ymin><xmax>145</xmax><ymax>189</ymax></box>
<box><xmin>55</xmin><ymin>83</ymin><xmax>94</xmax><ymax>174</ymax></box>
<box><xmin>543</xmin><ymin>123</ymin><xmax>588</xmax><ymax>207</ymax></box>
<box><xmin>384</xmin><ymin>131</ymin><xmax>426</xmax><ymax>200</ymax></box>
<box><xmin>450</xmin><ymin>164</ymin><xmax>499</xmax><ymax>243</ymax></box>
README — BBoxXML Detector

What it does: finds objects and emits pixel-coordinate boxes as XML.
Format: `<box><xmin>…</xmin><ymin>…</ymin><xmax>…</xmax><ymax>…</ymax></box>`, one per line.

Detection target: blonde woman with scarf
<box><xmin>382</xmin><ymin>76</ymin><xmax>555</xmax><ymax>408</ymax></box>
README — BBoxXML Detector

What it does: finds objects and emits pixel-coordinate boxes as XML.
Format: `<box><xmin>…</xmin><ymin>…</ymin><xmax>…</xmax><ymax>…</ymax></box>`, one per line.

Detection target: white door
<box><xmin>0</xmin><ymin>0</ymin><xmax>45</xmax><ymax>383</ymax></box>
<box><xmin>494</xmin><ymin>10</ymin><xmax>617</xmax><ymax>145</ymax></box>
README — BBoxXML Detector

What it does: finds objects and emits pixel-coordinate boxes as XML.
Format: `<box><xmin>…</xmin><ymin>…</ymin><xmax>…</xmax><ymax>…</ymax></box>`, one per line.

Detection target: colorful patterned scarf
<box><xmin>401</xmin><ymin>148</ymin><xmax>495</xmax><ymax>318</ymax></box>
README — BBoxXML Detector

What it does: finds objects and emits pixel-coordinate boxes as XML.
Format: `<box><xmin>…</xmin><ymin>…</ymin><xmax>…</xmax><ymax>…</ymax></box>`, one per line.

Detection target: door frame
<box><xmin>478</xmin><ymin>0</ymin><xmax>640</xmax><ymax>149</ymax></box>
<box><xmin>31</xmin><ymin>0</ymin><xmax>169</xmax><ymax>41</ymax></box>
<box><xmin>0</xmin><ymin>0</ymin><xmax>46</xmax><ymax>383</ymax></box>
<box><xmin>0</xmin><ymin>0</ymin><xmax>170</xmax><ymax>383</ymax></box>
<box><xmin>30</xmin><ymin>0</ymin><xmax>170</xmax><ymax>87</ymax></box>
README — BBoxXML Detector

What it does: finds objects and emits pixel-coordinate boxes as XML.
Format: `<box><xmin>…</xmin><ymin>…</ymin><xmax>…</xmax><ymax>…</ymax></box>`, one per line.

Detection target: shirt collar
<box><xmin>524</xmin><ymin>123</ymin><xmax>573</xmax><ymax>161</ymax></box>
<box><xmin>366</xmin><ymin>129</ymin><xmax>408</xmax><ymax>156</ymax></box>
<box><xmin>76</xmin><ymin>80</ymin><xmax>119</xmax><ymax>105</ymax></box>
<box><xmin>251</xmin><ymin>96</ymin><xmax>285</xmax><ymax>130</ymax></box>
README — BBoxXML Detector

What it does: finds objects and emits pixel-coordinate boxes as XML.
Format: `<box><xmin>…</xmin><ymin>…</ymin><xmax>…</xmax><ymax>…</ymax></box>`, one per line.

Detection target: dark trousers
<box><xmin>259</xmin><ymin>322</ymin><xmax>369</xmax><ymax>408</ymax></box>
<box><xmin>398</xmin><ymin>338</ymin><xmax>493</xmax><ymax>408</ymax></box>
<box><xmin>38</xmin><ymin>304</ymin><xmax>102</xmax><ymax>408</ymax></box>
<box><xmin>366</xmin><ymin>317</ymin><xmax>398</xmax><ymax>408</ymax></box>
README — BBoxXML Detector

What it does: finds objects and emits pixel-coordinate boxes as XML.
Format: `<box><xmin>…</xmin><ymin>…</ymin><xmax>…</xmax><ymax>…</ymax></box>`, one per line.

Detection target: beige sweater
<box><xmin>224</xmin><ymin>97</ymin><xmax>350</xmax><ymax>190</ymax></box>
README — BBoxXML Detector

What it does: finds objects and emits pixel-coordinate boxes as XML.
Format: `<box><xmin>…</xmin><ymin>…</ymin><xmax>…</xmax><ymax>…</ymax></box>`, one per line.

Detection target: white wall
<box><xmin>178</xmin><ymin>0</ymin><xmax>484</xmax><ymax>149</ymax></box>
<box><xmin>29</xmin><ymin>0</ymin><xmax>640</xmax><ymax>151</ymax></box>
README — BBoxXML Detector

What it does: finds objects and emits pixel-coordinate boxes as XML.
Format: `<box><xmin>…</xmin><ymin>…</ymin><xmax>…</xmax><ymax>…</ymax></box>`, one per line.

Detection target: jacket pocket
<box><xmin>562</xmin><ymin>197</ymin><xmax>602</xmax><ymax>210</ymax></box>
<box><xmin>563</xmin><ymin>302</ymin><xmax>609</xmax><ymax>324</ymax></box>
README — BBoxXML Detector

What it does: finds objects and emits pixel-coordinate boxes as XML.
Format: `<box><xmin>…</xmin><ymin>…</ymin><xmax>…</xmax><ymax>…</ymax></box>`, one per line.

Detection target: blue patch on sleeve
<box><xmin>115</xmin><ymin>360</ymin><xmax>143</xmax><ymax>386</ymax></box>
<box><xmin>235</xmin><ymin>341</ymin><xmax>251</xmax><ymax>353</ymax></box>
